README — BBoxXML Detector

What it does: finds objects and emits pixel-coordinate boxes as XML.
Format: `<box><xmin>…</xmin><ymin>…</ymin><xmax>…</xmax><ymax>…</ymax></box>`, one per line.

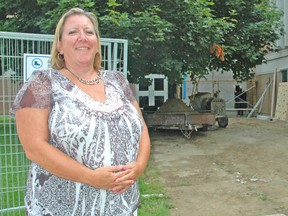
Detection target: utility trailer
<box><xmin>142</xmin><ymin>97</ymin><xmax>228</xmax><ymax>138</ymax></box>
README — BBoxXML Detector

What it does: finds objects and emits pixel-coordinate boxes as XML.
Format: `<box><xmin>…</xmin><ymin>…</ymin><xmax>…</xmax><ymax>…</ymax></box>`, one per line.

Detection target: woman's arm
<box><xmin>16</xmin><ymin>108</ymin><xmax>133</xmax><ymax>190</ymax></box>
<box><xmin>132</xmin><ymin>100</ymin><xmax>151</xmax><ymax>174</ymax></box>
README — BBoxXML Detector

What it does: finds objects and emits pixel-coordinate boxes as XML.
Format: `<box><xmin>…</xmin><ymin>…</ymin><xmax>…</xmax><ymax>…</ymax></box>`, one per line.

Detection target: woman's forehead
<box><xmin>64</xmin><ymin>14</ymin><xmax>93</xmax><ymax>27</ymax></box>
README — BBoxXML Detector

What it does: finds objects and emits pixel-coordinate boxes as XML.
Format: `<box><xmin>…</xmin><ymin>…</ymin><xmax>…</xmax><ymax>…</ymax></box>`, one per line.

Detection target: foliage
<box><xmin>36</xmin><ymin>0</ymin><xmax>98</xmax><ymax>34</ymax></box>
<box><xmin>155</xmin><ymin>0</ymin><xmax>235</xmax><ymax>83</ymax></box>
<box><xmin>209</xmin><ymin>0</ymin><xmax>284</xmax><ymax>81</ymax></box>
<box><xmin>101</xmin><ymin>3</ymin><xmax>174</xmax><ymax>83</ymax></box>
<box><xmin>0</xmin><ymin>0</ymin><xmax>284</xmax><ymax>83</ymax></box>
<box><xmin>0</xmin><ymin>0</ymin><xmax>41</xmax><ymax>32</ymax></box>
<box><xmin>98</xmin><ymin>0</ymin><xmax>235</xmax><ymax>83</ymax></box>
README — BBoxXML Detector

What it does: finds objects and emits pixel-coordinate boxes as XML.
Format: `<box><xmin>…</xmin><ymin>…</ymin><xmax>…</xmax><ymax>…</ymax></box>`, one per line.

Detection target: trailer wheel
<box><xmin>217</xmin><ymin>115</ymin><xmax>228</xmax><ymax>128</ymax></box>
<box><xmin>199</xmin><ymin>124</ymin><xmax>209</xmax><ymax>131</ymax></box>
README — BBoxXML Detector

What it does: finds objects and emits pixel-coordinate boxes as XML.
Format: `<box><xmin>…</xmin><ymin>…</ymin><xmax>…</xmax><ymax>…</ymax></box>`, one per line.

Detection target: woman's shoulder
<box><xmin>100</xmin><ymin>69</ymin><xmax>126</xmax><ymax>81</ymax></box>
<box><xmin>27</xmin><ymin>68</ymin><xmax>55</xmax><ymax>81</ymax></box>
<box><xmin>100</xmin><ymin>69</ymin><xmax>121</xmax><ymax>75</ymax></box>
<box><xmin>27</xmin><ymin>68</ymin><xmax>64</xmax><ymax>83</ymax></box>
<box><xmin>24</xmin><ymin>68</ymin><xmax>59</xmax><ymax>91</ymax></box>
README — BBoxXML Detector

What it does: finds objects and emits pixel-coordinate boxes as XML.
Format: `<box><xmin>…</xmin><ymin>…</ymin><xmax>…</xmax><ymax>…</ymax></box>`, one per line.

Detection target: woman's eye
<box><xmin>86</xmin><ymin>30</ymin><xmax>94</xmax><ymax>35</ymax></box>
<box><xmin>68</xmin><ymin>30</ymin><xmax>77</xmax><ymax>35</ymax></box>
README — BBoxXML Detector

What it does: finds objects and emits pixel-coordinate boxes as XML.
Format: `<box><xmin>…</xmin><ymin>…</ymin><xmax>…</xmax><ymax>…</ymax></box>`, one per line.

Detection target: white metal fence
<box><xmin>0</xmin><ymin>31</ymin><xmax>128</xmax><ymax>215</ymax></box>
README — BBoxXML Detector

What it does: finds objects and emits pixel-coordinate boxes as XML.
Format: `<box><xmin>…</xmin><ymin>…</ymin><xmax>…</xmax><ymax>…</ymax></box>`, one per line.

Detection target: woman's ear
<box><xmin>58</xmin><ymin>42</ymin><xmax>63</xmax><ymax>55</ymax></box>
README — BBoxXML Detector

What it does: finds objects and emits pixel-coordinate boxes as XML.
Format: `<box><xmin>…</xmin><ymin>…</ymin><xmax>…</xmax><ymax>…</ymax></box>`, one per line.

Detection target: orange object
<box><xmin>210</xmin><ymin>44</ymin><xmax>225</xmax><ymax>61</ymax></box>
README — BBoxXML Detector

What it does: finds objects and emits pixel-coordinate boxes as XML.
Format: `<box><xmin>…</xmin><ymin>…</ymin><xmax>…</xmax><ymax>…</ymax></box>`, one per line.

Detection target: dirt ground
<box><xmin>149</xmin><ymin>117</ymin><xmax>288</xmax><ymax>216</ymax></box>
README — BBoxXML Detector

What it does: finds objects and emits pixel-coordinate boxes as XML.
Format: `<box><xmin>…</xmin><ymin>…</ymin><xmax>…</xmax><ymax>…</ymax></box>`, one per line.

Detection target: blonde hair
<box><xmin>50</xmin><ymin>8</ymin><xmax>102</xmax><ymax>71</ymax></box>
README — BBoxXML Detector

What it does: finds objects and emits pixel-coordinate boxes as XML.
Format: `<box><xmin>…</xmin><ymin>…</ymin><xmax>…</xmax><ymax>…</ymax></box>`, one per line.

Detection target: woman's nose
<box><xmin>78</xmin><ymin>31</ymin><xmax>87</xmax><ymax>41</ymax></box>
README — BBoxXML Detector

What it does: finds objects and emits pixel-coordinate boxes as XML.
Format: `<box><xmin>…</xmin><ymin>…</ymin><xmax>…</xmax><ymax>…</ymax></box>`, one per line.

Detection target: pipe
<box><xmin>270</xmin><ymin>69</ymin><xmax>277</xmax><ymax>120</ymax></box>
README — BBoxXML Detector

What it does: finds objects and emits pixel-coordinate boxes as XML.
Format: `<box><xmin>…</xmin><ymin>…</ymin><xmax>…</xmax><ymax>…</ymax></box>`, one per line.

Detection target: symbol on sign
<box><xmin>32</xmin><ymin>58</ymin><xmax>43</xmax><ymax>69</ymax></box>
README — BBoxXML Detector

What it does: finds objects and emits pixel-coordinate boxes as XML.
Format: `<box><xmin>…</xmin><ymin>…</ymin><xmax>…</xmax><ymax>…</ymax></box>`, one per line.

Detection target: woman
<box><xmin>12</xmin><ymin>8</ymin><xmax>150</xmax><ymax>216</ymax></box>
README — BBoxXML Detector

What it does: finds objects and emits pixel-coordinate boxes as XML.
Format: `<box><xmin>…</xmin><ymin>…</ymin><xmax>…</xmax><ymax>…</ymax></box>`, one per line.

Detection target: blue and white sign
<box><xmin>23</xmin><ymin>53</ymin><xmax>51</xmax><ymax>81</ymax></box>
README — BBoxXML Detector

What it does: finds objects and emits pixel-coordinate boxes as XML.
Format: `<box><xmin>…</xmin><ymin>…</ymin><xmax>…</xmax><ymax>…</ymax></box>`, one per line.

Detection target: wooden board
<box><xmin>275</xmin><ymin>82</ymin><xmax>288</xmax><ymax>120</ymax></box>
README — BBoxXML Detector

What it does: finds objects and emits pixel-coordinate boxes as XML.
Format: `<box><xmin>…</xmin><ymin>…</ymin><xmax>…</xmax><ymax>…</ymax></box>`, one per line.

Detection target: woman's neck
<box><xmin>65</xmin><ymin>63</ymin><xmax>95</xmax><ymax>75</ymax></box>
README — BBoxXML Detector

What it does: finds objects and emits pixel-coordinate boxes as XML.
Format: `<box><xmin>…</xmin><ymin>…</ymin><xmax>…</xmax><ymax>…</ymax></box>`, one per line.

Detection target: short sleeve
<box><xmin>114</xmin><ymin>71</ymin><xmax>135</xmax><ymax>103</ymax></box>
<box><xmin>10</xmin><ymin>70</ymin><xmax>52</xmax><ymax>116</ymax></box>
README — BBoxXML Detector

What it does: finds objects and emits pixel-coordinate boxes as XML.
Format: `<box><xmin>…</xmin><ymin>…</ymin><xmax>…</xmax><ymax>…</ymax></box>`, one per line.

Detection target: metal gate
<box><xmin>0</xmin><ymin>31</ymin><xmax>128</xmax><ymax>215</ymax></box>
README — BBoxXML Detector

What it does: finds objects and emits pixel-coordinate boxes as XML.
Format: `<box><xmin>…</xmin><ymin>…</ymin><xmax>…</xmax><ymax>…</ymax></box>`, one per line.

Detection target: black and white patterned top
<box><xmin>11</xmin><ymin>69</ymin><xmax>143</xmax><ymax>216</ymax></box>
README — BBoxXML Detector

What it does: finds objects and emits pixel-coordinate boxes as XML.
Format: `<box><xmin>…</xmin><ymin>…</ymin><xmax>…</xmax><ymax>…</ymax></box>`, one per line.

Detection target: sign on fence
<box><xmin>23</xmin><ymin>53</ymin><xmax>51</xmax><ymax>81</ymax></box>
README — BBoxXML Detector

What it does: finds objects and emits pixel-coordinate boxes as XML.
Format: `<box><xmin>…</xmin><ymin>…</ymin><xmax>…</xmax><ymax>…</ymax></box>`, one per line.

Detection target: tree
<box><xmin>99</xmin><ymin>0</ymin><xmax>234</xmax><ymax>84</ymax></box>
<box><xmin>100</xmin><ymin>1</ymin><xmax>174</xmax><ymax>83</ymax></box>
<box><xmin>0</xmin><ymin>0</ymin><xmax>42</xmax><ymax>32</ymax></box>
<box><xmin>98</xmin><ymin>0</ymin><xmax>283</xmax><ymax>83</ymax></box>
<box><xmin>0</xmin><ymin>0</ymin><xmax>234</xmax><ymax>84</ymax></box>
<box><xmin>36</xmin><ymin>0</ymin><xmax>98</xmax><ymax>34</ymax></box>
<box><xmin>0</xmin><ymin>0</ymin><xmax>283</xmax><ymax>84</ymax></box>
<box><xmin>155</xmin><ymin>0</ymin><xmax>234</xmax><ymax>83</ymax></box>
<box><xmin>209</xmin><ymin>0</ymin><xmax>284</xmax><ymax>81</ymax></box>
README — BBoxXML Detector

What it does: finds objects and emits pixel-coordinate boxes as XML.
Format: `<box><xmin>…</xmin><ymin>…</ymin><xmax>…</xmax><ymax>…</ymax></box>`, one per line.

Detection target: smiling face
<box><xmin>58</xmin><ymin>14</ymin><xmax>98</xmax><ymax>69</ymax></box>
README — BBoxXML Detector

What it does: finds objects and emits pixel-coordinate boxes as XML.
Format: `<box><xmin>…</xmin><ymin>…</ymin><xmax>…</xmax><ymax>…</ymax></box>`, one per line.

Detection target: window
<box><xmin>154</xmin><ymin>78</ymin><xmax>164</xmax><ymax>91</ymax></box>
<box><xmin>139</xmin><ymin>96</ymin><xmax>149</xmax><ymax>107</ymax></box>
<box><xmin>281</xmin><ymin>69</ymin><xmax>288</xmax><ymax>82</ymax></box>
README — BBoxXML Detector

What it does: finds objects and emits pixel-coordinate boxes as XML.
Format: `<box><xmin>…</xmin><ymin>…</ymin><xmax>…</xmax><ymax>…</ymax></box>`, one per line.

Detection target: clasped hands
<box><xmin>90</xmin><ymin>162</ymin><xmax>141</xmax><ymax>194</ymax></box>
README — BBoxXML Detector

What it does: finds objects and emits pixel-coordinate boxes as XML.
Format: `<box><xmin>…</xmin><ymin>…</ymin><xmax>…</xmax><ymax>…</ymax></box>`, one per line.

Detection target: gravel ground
<box><xmin>150</xmin><ymin>117</ymin><xmax>288</xmax><ymax>216</ymax></box>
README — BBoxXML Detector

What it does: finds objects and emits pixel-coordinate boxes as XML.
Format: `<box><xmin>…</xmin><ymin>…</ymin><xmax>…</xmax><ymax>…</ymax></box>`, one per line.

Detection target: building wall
<box><xmin>254</xmin><ymin>0</ymin><xmax>288</xmax><ymax>117</ymax></box>
<box><xmin>274</xmin><ymin>0</ymin><xmax>288</xmax><ymax>48</ymax></box>
<box><xmin>183</xmin><ymin>71</ymin><xmax>251</xmax><ymax>116</ymax></box>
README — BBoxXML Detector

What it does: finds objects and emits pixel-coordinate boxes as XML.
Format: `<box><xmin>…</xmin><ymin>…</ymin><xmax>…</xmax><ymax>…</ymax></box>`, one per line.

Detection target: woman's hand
<box><xmin>88</xmin><ymin>165</ymin><xmax>134</xmax><ymax>191</ymax></box>
<box><xmin>111</xmin><ymin>161</ymin><xmax>143</xmax><ymax>194</ymax></box>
